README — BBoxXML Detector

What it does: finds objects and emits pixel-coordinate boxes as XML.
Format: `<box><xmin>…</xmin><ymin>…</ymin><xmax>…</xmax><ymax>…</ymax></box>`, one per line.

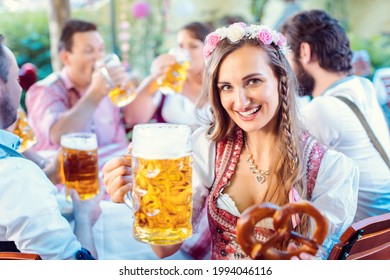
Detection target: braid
<box><xmin>279</xmin><ymin>77</ymin><xmax>299</xmax><ymax>173</ymax></box>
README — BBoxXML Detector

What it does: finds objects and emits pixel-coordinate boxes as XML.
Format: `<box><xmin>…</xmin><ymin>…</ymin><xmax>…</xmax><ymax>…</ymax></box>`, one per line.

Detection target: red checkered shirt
<box><xmin>25</xmin><ymin>70</ymin><xmax>128</xmax><ymax>151</ymax></box>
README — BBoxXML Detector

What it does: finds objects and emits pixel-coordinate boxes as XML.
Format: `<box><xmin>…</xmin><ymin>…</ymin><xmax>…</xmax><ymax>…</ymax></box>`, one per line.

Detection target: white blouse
<box><xmin>299</xmin><ymin>76</ymin><xmax>390</xmax><ymax>222</ymax></box>
<box><xmin>154</xmin><ymin>91</ymin><xmax>212</xmax><ymax>132</ymax></box>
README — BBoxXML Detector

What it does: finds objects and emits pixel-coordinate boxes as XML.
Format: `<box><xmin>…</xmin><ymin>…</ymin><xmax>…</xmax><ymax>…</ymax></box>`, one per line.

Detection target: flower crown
<box><xmin>203</xmin><ymin>22</ymin><xmax>290</xmax><ymax>64</ymax></box>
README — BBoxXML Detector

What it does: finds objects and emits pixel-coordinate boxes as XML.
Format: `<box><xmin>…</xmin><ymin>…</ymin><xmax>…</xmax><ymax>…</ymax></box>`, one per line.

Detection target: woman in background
<box><xmin>124</xmin><ymin>21</ymin><xmax>213</xmax><ymax>131</ymax></box>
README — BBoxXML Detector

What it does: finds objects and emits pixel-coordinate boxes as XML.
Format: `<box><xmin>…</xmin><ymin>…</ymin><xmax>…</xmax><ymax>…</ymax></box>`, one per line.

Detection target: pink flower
<box><xmin>131</xmin><ymin>1</ymin><xmax>150</xmax><ymax>19</ymax></box>
<box><xmin>258</xmin><ymin>29</ymin><xmax>273</xmax><ymax>45</ymax></box>
<box><xmin>205</xmin><ymin>32</ymin><xmax>220</xmax><ymax>48</ymax></box>
<box><xmin>277</xmin><ymin>32</ymin><xmax>287</xmax><ymax>47</ymax></box>
<box><xmin>203</xmin><ymin>32</ymin><xmax>220</xmax><ymax>59</ymax></box>
<box><xmin>203</xmin><ymin>44</ymin><xmax>214</xmax><ymax>59</ymax></box>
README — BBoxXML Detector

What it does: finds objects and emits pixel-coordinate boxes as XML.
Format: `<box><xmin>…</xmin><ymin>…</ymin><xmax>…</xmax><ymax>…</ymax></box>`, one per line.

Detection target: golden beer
<box><xmin>131</xmin><ymin>123</ymin><xmax>193</xmax><ymax>245</ymax></box>
<box><xmin>12</xmin><ymin>108</ymin><xmax>37</xmax><ymax>153</ymax></box>
<box><xmin>157</xmin><ymin>61</ymin><xmax>190</xmax><ymax>95</ymax></box>
<box><xmin>157</xmin><ymin>48</ymin><xmax>190</xmax><ymax>95</ymax></box>
<box><xmin>97</xmin><ymin>53</ymin><xmax>136</xmax><ymax>107</ymax></box>
<box><xmin>61</xmin><ymin>133</ymin><xmax>99</xmax><ymax>200</ymax></box>
<box><xmin>108</xmin><ymin>81</ymin><xmax>137</xmax><ymax>107</ymax></box>
<box><xmin>132</xmin><ymin>156</ymin><xmax>192</xmax><ymax>244</ymax></box>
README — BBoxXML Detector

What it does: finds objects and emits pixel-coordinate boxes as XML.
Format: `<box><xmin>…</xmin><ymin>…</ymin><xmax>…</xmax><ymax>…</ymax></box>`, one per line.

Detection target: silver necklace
<box><xmin>243</xmin><ymin>133</ymin><xmax>269</xmax><ymax>184</ymax></box>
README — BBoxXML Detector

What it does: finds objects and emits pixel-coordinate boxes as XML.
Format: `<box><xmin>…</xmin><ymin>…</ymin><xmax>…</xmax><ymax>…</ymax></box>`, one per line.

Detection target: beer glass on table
<box><xmin>157</xmin><ymin>48</ymin><xmax>190</xmax><ymax>95</ymax></box>
<box><xmin>61</xmin><ymin>133</ymin><xmax>99</xmax><ymax>201</ymax></box>
<box><xmin>130</xmin><ymin>123</ymin><xmax>193</xmax><ymax>245</ymax></box>
<box><xmin>12</xmin><ymin>108</ymin><xmax>37</xmax><ymax>153</ymax></box>
<box><xmin>96</xmin><ymin>53</ymin><xmax>137</xmax><ymax>107</ymax></box>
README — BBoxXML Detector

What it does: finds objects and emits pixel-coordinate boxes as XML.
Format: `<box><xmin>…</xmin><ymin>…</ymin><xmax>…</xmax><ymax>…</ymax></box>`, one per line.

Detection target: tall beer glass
<box><xmin>157</xmin><ymin>48</ymin><xmax>190</xmax><ymax>95</ymax></box>
<box><xmin>61</xmin><ymin>133</ymin><xmax>99</xmax><ymax>200</ymax></box>
<box><xmin>131</xmin><ymin>123</ymin><xmax>192</xmax><ymax>245</ymax></box>
<box><xmin>96</xmin><ymin>53</ymin><xmax>137</xmax><ymax>107</ymax></box>
<box><xmin>12</xmin><ymin>108</ymin><xmax>37</xmax><ymax>153</ymax></box>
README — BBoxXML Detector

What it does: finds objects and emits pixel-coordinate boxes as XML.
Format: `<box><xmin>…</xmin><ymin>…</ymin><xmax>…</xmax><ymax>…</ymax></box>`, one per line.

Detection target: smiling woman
<box><xmin>218</xmin><ymin>46</ymin><xmax>280</xmax><ymax>134</ymax></box>
<box><xmin>102</xmin><ymin>22</ymin><xmax>359</xmax><ymax>260</ymax></box>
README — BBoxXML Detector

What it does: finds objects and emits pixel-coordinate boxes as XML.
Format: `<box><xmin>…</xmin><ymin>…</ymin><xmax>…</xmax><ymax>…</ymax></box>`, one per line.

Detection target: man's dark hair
<box><xmin>281</xmin><ymin>9</ymin><xmax>352</xmax><ymax>73</ymax></box>
<box><xmin>58</xmin><ymin>19</ymin><xmax>97</xmax><ymax>52</ymax></box>
<box><xmin>0</xmin><ymin>34</ymin><xmax>10</xmax><ymax>83</ymax></box>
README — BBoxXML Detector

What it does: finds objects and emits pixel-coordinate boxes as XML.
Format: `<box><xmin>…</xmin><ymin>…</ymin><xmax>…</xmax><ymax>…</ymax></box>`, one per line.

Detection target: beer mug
<box><xmin>12</xmin><ymin>108</ymin><xmax>37</xmax><ymax>153</ymax></box>
<box><xmin>130</xmin><ymin>123</ymin><xmax>192</xmax><ymax>245</ymax></box>
<box><xmin>96</xmin><ymin>53</ymin><xmax>137</xmax><ymax>107</ymax></box>
<box><xmin>61</xmin><ymin>133</ymin><xmax>99</xmax><ymax>200</ymax></box>
<box><xmin>157</xmin><ymin>48</ymin><xmax>190</xmax><ymax>95</ymax></box>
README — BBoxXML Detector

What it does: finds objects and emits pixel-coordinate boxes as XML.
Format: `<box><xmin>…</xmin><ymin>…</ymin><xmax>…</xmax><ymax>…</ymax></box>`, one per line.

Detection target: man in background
<box><xmin>26</xmin><ymin>19</ymin><xmax>129</xmax><ymax>151</ymax></box>
<box><xmin>281</xmin><ymin>10</ymin><xmax>390</xmax><ymax>222</ymax></box>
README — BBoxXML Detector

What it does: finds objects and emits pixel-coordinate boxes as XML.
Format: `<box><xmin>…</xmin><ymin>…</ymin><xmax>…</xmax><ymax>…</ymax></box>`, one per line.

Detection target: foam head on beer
<box><xmin>61</xmin><ymin>133</ymin><xmax>98</xmax><ymax>151</ymax></box>
<box><xmin>61</xmin><ymin>133</ymin><xmax>99</xmax><ymax>201</ymax></box>
<box><xmin>132</xmin><ymin>123</ymin><xmax>192</xmax><ymax>159</ymax></box>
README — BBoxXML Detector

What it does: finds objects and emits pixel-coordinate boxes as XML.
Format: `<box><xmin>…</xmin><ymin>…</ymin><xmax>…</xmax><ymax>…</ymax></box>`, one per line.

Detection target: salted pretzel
<box><xmin>236</xmin><ymin>201</ymin><xmax>329</xmax><ymax>260</ymax></box>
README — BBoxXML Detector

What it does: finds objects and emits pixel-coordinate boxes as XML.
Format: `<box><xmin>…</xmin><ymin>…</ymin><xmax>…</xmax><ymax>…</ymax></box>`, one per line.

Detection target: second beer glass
<box><xmin>131</xmin><ymin>123</ymin><xmax>193</xmax><ymax>245</ymax></box>
<box><xmin>96</xmin><ymin>53</ymin><xmax>137</xmax><ymax>107</ymax></box>
<box><xmin>61</xmin><ymin>133</ymin><xmax>99</xmax><ymax>200</ymax></box>
<box><xmin>157</xmin><ymin>48</ymin><xmax>190</xmax><ymax>95</ymax></box>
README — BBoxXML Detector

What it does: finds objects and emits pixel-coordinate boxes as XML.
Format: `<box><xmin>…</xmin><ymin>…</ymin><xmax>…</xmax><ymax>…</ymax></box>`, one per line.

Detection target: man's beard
<box><xmin>294</xmin><ymin>59</ymin><xmax>315</xmax><ymax>97</ymax></box>
<box><xmin>0</xmin><ymin>92</ymin><xmax>18</xmax><ymax>129</ymax></box>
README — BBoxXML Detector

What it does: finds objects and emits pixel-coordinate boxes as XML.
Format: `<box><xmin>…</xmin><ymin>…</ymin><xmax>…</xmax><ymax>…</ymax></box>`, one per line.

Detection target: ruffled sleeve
<box><xmin>191</xmin><ymin>126</ymin><xmax>216</xmax><ymax>230</ymax></box>
<box><xmin>311</xmin><ymin>148</ymin><xmax>359</xmax><ymax>258</ymax></box>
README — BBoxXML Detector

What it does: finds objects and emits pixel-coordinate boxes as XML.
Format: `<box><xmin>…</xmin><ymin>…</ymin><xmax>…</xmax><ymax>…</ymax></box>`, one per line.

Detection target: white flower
<box><xmin>281</xmin><ymin>45</ymin><xmax>291</xmax><ymax>56</ymax></box>
<box><xmin>215</xmin><ymin>27</ymin><xmax>228</xmax><ymax>40</ymax></box>
<box><xmin>227</xmin><ymin>24</ymin><xmax>246</xmax><ymax>43</ymax></box>
<box><xmin>247</xmin><ymin>25</ymin><xmax>260</xmax><ymax>39</ymax></box>
<box><xmin>271</xmin><ymin>30</ymin><xmax>279</xmax><ymax>44</ymax></box>
<box><xmin>203</xmin><ymin>23</ymin><xmax>291</xmax><ymax>64</ymax></box>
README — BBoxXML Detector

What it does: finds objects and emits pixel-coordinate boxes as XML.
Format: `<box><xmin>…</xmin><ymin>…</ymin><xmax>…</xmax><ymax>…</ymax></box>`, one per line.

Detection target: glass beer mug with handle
<box><xmin>61</xmin><ymin>133</ymin><xmax>99</xmax><ymax>201</ymax></box>
<box><xmin>96</xmin><ymin>53</ymin><xmax>137</xmax><ymax>107</ymax></box>
<box><xmin>157</xmin><ymin>48</ymin><xmax>190</xmax><ymax>95</ymax></box>
<box><xmin>130</xmin><ymin>123</ymin><xmax>193</xmax><ymax>245</ymax></box>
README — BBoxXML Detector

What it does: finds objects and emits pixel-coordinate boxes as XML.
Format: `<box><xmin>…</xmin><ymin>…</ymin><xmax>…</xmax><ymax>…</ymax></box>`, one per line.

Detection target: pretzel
<box><xmin>236</xmin><ymin>201</ymin><xmax>329</xmax><ymax>260</ymax></box>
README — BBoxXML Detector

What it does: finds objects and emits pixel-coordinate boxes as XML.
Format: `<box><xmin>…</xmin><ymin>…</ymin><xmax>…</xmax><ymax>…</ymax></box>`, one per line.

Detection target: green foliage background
<box><xmin>0</xmin><ymin>0</ymin><xmax>165</xmax><ymax>80</ymax></box>
<box><xmin>2</xmin><ymin>11</ymin><xmax>52</xmax><ymax>81</ymax></box>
